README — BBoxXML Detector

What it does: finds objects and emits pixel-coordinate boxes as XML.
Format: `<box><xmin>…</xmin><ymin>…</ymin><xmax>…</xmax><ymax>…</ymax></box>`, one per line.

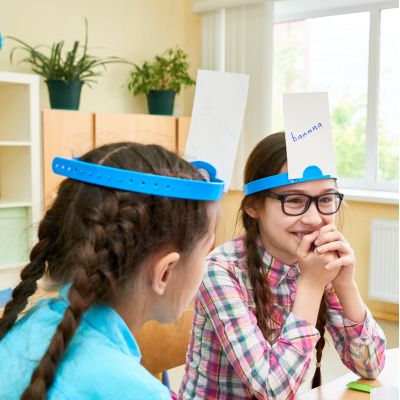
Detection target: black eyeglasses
<box><xmin>265</xmin><ymin>191</ymin><xmax>344</xmax><ymax>216</ymax></box>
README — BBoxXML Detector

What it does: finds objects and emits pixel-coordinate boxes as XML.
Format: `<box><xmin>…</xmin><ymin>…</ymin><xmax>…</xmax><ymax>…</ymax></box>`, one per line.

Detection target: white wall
<box><xmin>0</xmin><ymin>0</ymin><xmax>201</xmax><ymax>115</ymax></box>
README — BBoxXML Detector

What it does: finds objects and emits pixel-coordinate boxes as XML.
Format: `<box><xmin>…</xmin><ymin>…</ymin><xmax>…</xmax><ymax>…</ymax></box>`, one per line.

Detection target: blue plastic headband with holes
<box><xmin>52</xmin><ymin>157</ymin><xmax>224</xmax><ymax>201</ymax></box>
<box><xmin>243</xmin><ymin>165</ymin><xmax>336</xmax><ymax>196</ymax></box>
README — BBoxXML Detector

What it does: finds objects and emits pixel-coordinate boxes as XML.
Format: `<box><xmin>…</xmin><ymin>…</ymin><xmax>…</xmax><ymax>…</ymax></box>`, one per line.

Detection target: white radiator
<box><xmin>368</xmin><ymin>219</ymin><xmax>399</xmax><ymax>303</ymax></box>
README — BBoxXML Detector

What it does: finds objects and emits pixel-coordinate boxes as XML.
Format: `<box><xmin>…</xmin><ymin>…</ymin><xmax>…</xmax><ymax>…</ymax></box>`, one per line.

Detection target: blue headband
<box><xmin>243</xmin><ymin>165</ymin><xmax>336</xmax><ymax>196</ymax></box>
<box><xmin>52</xmin><ymin>157</ymin><xmax>224</xmax><ymax>201</ymax></box>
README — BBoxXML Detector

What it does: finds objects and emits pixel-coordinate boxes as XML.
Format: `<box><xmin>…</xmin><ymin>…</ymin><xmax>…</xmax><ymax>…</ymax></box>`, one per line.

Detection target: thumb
<box><xmin>297</xmin><ymin>231</ymin><xmax>319</xmax><ymax>259</ymax></box>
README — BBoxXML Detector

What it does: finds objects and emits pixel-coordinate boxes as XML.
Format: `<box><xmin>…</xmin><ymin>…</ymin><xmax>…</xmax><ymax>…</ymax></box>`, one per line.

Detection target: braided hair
<box><xmin>0</xmin><ymin>142</ymin><xmax>214</xmax><ymax>399</ymax></box>
<box><xmin>240</xmin><ymin>132</ymin><xmax>328</xmax><ymax>387</ymax></box>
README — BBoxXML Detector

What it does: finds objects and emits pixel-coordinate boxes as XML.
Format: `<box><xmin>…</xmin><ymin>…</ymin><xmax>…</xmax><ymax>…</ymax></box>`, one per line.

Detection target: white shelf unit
<box><xmin>0</xmin><ymin>71</ymin><xmax>41</xmax><ymax>290</ymax></box>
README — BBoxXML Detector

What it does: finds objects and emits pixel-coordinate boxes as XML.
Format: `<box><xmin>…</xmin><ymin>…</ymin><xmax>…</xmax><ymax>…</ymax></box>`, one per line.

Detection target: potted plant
<box><xmin>6</xmin><ymin>19</ymin><xmax>125</xmax><ymax>110</ymax></box>
<box><xmin>127</xmin><ymin>47</ymin><xmax>195</xmax><ymax>115</ymax></box>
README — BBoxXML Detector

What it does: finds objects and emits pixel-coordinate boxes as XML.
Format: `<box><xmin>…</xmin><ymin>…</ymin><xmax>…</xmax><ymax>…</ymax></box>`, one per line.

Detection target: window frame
<box><xmin>273</xmin><ymin>0</ymin><xmax>399</xmax><ymax>194</ymax></box>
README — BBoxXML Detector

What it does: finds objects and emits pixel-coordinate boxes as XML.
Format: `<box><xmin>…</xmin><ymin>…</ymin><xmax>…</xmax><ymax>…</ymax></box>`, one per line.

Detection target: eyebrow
<box><xmin>275</xmin><ymin>188</ymin><xmax>337</xmax><ymax>195</ymax></box>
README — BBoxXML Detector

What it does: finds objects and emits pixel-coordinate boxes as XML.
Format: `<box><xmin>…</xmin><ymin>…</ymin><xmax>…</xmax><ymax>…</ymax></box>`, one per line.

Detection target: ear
<box><xmin>244</xmin><ymin>204</ymin><xmax>259</xmax><ymax>219</ymax></box>
<box><xmin>150</xmin><ymin>252</ymin><xmax>180</xmax><ymax>296</ymax></box>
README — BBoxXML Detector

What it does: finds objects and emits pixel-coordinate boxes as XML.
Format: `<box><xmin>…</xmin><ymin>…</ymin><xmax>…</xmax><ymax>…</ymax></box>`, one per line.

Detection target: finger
<box><xmin>325</xmin><ymin>255</ymin><xmax>354</xmax><ymax>270</ymax></box>
<box><xmin>316</xmin><ymin>230</ymin><xmax>345</xmax><ymax>246</ymax></box>
<box><xmin>318</xmin><ymin>252</ymin><xmax>339</xmax><ymax>266</ymax></box>
<box><xmin>316</xmin><ymin>240</ymin><xmax>351</xmax><ymax>255</ymax></box>
<box><xmin>297</xmin><ymin>231</ymin><xmax>319</xmax><ymax>258</ymax></box>
<box><xmin>318</xmin><ymin>224</ymin><xmax>337</xmax><ymax>236</ymax></box>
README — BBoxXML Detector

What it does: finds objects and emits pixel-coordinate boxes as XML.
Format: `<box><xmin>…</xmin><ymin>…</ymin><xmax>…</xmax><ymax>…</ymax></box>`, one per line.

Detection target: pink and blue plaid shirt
<box><xmin>179</xmin><ymin>236</ymin><xmax>386</xmax><ymax>400</ymax></box>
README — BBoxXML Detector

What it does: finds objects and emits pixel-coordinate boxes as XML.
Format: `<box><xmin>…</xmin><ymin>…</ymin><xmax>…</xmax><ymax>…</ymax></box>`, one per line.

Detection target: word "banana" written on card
<box><xmin>291</xmin><ymin>122</ymin><xmax>323</xmax><ymax>142</ymax></box>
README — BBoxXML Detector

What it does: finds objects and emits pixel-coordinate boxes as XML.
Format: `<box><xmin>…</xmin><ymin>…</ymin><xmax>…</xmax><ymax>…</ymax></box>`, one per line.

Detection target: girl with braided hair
<box><xmin>0</xmin><ymin>142</ymin><xmax>220</xmax><ymax>400</ymax></box>
<box><xmin>180</xmin><ymin>132</ymin><xmax>386</xmax><ymax>399</ymax></box>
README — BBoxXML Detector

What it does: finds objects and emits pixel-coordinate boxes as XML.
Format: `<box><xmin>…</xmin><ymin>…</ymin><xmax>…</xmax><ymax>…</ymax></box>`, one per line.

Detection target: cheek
<box><xmin>188</xmin><ymin>259</ymin><xmax>206</xmax><ymax>293</ymax></box>
<box><xmin>324</xmin><ymin>214</ymin><xmax>336</xmax><ymax>225</ymax></box>
<box><xmin>260</xmin><ymin>210</ymin><xmax>291</xmax><ymax>234</ymax></box>
<box><xmin>175</xmin><ymin>258</ymin><xmax>206</xmax><ymax>308</ymax></box>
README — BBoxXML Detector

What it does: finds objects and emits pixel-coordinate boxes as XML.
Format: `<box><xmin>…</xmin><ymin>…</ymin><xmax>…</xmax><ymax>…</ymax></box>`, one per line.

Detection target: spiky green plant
<box><xmin>7</xmin><ymin>19</ymin><xmax>125</xmax><ymax>86</ymax></box>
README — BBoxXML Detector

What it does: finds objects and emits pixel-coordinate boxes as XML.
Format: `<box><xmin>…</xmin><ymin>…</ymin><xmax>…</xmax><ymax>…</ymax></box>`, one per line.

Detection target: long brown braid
<box><xmin>242</xmin><ymin>210</ymin><xmax>278</xmax><ymax>339</ymax></box>
<box><xmin>0</xmin><ymin>205</ymin><xmax>60</xmax><ymax>340</ymax></box>
<box><xmin>240</xmin><ymin>132</ymin><xmax>328</xmax><ymax>386</ymax></box>
<box><xmin>312</xmin><ymin>293</ymin><xmax>328</xmax><ymax>388</ymax></box>
<box><xmin>0</xmin><ymin>142</ymin><xmax>214</xmax><ymax>399</ymax></box>
<box><xmin>0</xmin><ymin>239</ymin><xmax>47</xmax><ymax>340</ymax></box>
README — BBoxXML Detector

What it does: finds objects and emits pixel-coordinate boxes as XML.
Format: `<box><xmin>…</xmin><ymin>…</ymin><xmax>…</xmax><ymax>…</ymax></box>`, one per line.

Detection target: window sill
<box><xmin>341</xmin><ymin>188</ymin><xmax>399</xmax><ymax>205</ymax></box>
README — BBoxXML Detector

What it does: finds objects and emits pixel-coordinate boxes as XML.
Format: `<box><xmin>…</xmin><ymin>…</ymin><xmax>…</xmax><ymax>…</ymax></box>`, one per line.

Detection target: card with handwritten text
<box><xmin>283</xmin><ymin>92</ymin><xmax>336</xmax><ymax>180</ymax></box>
<box><xmin>185</xmin><ymin>70</ymin><xmax>249</xmax><ymax>190</ymax></box>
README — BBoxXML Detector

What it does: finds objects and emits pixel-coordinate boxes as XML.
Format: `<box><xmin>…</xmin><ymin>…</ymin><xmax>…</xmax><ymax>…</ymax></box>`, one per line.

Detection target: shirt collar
<box><xmin>59</xmin><ymin>284</ymin><xmax>141</xmax><ymax>360</ymax></box>
<box><xmin>255</xmin><ymin>238</ymin><xmax>299</xmax><ymax>287</ymax></box>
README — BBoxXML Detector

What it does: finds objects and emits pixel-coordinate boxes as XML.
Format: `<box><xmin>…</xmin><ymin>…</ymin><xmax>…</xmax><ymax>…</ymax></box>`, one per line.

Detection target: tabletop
<box><xmin>296</xmin><ymin>348</ymin><xmax>398</xmax><ymax>400</ymax></box>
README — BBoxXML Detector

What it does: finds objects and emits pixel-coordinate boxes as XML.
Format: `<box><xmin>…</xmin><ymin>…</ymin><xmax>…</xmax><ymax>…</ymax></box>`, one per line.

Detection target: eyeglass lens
<box><xmin>283</xmin><ymin>193</ymin><xmax>341</xmax><ymax>215</ymax></box>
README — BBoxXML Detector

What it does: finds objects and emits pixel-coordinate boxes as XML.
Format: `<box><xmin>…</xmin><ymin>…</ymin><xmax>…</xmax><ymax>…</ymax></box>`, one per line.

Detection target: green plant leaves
<box><xmin>6</xmin><ymin>18</ymin><xmax>126</xmax><ymax>86</ymax></box>
<box><xmin>127</xmin><ymin>47</ymin><xmax>195</xmax><ymax>95</ymax></box>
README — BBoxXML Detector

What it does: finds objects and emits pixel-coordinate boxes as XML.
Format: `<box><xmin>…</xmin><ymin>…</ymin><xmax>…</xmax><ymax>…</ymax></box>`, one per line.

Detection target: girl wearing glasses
<box><xmin>180</xmin><ymin>132</ymin><xmax>385</xmax><ymax>400</ymax></box>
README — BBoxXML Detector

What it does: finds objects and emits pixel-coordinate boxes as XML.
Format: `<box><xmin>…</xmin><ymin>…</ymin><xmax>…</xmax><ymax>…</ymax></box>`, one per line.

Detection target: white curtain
<box><xmin>194</xmin><ymin>0</ymin><xmax>274</xmax><ymax>189</ymax></box>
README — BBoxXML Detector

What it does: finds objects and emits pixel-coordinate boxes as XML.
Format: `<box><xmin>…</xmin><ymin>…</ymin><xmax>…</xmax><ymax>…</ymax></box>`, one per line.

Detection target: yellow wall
<box><xmin>0</xmin><ymin>0</ymin><xmax>200</xmax><ymax>115</ymax></box>
<box><xmin>216</xmin><ymin>191</ymin><xmax>399</xmax><ymax>319</ymax></box>
<box><xmin>343</xmin><ymin>200</ymin><xmax>399</xmax><ymax>319</ymax></box>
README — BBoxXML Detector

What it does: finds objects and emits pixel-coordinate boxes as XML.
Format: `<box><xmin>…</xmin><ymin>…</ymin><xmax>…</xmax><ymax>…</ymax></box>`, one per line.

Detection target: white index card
<box><xmin>184</xmin><ymin>70</ymin><xmax>249</xmax><ymax>190</ymax></box>
<box><xmin>283</xmin><ymin>92</ymin><xmax>336</xmax><ymax>180</ymax></box>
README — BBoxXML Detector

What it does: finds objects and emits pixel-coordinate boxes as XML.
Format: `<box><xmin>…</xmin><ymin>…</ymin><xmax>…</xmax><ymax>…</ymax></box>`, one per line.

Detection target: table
<box><xmin>296</xmin><ymin>348</ymin><xmax>398</xmax><ymax>399</ymax></box>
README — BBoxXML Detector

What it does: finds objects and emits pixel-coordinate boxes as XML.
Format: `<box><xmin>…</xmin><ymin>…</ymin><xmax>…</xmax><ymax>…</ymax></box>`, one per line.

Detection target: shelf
<box><xmin>0</xmin><ymin>201</ymin><xmax>32</xmax><ymax>208</ymax></box>
<box><xmin>0</xmin><ymin>141</ymin><xmax>31</xmax><ymax>147</ymax></box>
<box><xmin>0</xmin><ymin>84</ymin><xmax>31</xmax><ymax>141</ymax></box>
<box><xmin>0</xmin><ymin>146</ymin><xmax>32</xmax><ymax>203</ymax></box>
<box><xmin>0</xmin><ymin>262</ymin><xmax>27</xmax><ymax>271</ymax></box>
<box><xmin>0</xmin><ymin>207</ymin><xmax>30</xmax><ymax>267</ymax></box>
<box><xmin>0</xmin><ymin>72</ymin><xmax>40</xmax><ymax>290</ymax></box>
<box><xmin>0</xmin><ymin>71</ymin><xmax>39</xmax><ymax>85</ymax></box>
<box><xmin>0</xmin><ymin>263</ymin><xmax>25</xmax><ymax>291</ymax></box>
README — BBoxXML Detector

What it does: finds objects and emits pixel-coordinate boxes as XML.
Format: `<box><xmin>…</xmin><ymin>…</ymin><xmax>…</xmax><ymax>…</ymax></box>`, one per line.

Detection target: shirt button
<box><xmin>290</xmin><ymin>292</ymin><xmax>296</xmax><ymax>301</ymax></box>
<box><xmin>288</xmin><ymin>268</ymin><xmax>296</xmax><ymax>278</ymax></box>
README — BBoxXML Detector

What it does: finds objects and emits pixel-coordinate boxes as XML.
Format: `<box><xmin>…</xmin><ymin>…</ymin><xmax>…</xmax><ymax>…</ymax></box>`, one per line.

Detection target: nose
<box><xmin>300</xmin><ymin>200</ymin><xmax>323</xmax><ymax>227</ymax></box>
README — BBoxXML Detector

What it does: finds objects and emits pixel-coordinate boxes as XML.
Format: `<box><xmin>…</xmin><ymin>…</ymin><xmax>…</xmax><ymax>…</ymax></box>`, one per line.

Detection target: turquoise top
<box><xmin>0</xmin><ymin>287</ymin><xmax>171</xmax><ymax>399</ymax></box>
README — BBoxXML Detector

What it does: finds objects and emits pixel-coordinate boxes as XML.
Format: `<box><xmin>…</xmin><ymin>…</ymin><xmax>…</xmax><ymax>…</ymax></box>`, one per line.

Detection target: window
<box><xmin>272</xmin><ymin>3</ymin><xmax>399</xmax><ymax>192</ymax></box>
<box><xmin>378</xmin><ymin>8</ymin><xmax>399</xmax><ymax>183</ymax></box>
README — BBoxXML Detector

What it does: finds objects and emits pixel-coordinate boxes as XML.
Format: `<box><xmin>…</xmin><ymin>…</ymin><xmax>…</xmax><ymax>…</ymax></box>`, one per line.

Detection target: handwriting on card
<box><xmin>291</xmin><ymin>122</ymin><xmax>323</xmax><ymax>142</ymax></box>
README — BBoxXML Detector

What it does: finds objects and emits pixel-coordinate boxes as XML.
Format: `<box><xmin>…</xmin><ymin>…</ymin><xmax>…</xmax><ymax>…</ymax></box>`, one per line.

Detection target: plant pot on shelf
<box><xmin>46</xmin><ymin>80</ymin><xmax>83</xmax><ymax>110</ymax></box>
<box><xmin>146</xmin><ymin>90</ymin><xmax>176</xmax><ymax>115</ymax></box>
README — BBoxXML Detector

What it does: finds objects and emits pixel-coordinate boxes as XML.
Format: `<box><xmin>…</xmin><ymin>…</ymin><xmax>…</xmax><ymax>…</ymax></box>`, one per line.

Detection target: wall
<box><xmin>0</xmin><ymin>0</ymin><xmax>201</xmax><ymax>115</ymax></box>
<box><xmin>342</xmin><ymin>200</ymin><xmax>399</xmax><ymax>319</ymax></box>
<box><xmin>216</xmin><ymin>191</ymin><xmax>399</xmax><ymax>319</ymax></box>
<box><xmin>183</xmin><ymin>0</ymin><xmax>201</xmax><ymax>116</ymax></box>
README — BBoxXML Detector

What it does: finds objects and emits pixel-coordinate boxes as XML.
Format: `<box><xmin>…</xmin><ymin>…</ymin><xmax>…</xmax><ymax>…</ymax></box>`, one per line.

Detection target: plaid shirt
<box><xmin>179</xmin><ymin>236</ymin><xmax>386</xmax><ymax>400</ymax></box>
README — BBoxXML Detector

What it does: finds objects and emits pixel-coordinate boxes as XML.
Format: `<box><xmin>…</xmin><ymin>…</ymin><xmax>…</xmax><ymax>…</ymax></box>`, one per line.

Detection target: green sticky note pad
<box><xmin>347</xmin><ymin>381</ymin><xmax>375</xmax><ymax>393</ymax></box>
